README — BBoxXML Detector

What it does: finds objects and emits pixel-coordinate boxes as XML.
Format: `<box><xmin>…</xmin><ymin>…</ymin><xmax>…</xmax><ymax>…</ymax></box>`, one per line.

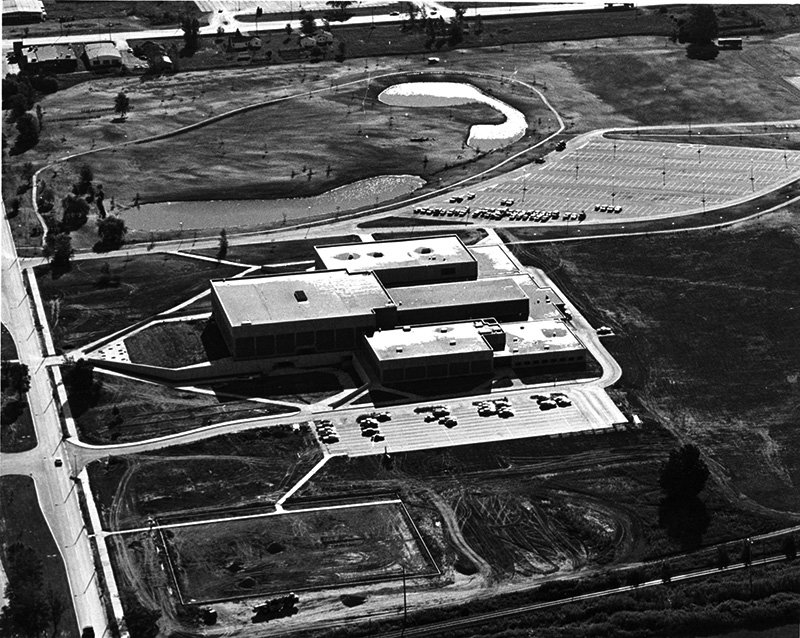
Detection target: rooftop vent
<box><xmin>414</xmin><ymin>246</ymin><xmax>433</xmax><ymax>255</ymax></box>
<box><xmin>402</xmin><ymin>326</ymin><xmax>411</xmax><ymax>332</ymax></box>
<box><xmin>294</xmin><ymin>290</ymin><xmax>308</xmax><ymax>302</ymax></box>
<box><xmin>368</xmin><ymin>251</ymin><xmax>384</xmax><ymax>258</ymax></box>
<box><xmin>543</xmin><ymin>344</ymin><xmax>550</xmax><ymax>350</ymax></box>
<box><xmin>395</xmin><ymin>346</ymin><xmax>404</xmax><ymax>353</ymax></box>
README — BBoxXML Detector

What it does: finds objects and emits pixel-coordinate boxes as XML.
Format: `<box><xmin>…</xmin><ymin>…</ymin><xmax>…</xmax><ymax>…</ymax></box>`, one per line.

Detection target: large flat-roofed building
<box><xmin>365</xmin><ymin>321</ymin><xmax>495</xmax><ymax>384</ymax></box>
<box><xmin>365</xmin><ymin>318</ymin><xmax>585</xmax><ymax>384</ymax></box>
<box><xmin>211</xmin><ymin>271</ymin><xmax>396</xmax><ymax>359</ymax></box>
<box><xmin>391</xmin><ymin>277</ymin><xmax>530</xmax><ymax>325</ymax></box>
<box><xmin>496</xmin><ymin>320</ymin><xmax>586</xmax><ymax>370</ymax></box>
<box><xmin>467</xmin><ymin>244</ymin><xmax>520</xmax><ymax>278</ymax></box>
<box><xmin>314</xmin><ymin>235</ymin><xmax>478</xmax><ymax>287</ymax></box>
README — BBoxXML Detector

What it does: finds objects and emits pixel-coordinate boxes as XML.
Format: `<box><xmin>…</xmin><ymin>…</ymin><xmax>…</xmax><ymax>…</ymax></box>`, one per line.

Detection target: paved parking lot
<box><xmin>411</xmin><ymin>137</ymin><xmax>800</xmax><ymax>224</ymax></box>
<box><xmin>319</xmin><ymin>385</ymin><xmax>624</xmax><ymax>457</ymax></box>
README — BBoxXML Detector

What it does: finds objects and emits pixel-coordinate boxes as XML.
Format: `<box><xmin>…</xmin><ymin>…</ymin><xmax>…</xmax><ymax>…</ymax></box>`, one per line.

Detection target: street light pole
<box><xmin>701</xmin><ymin>181</ymin><xmax>706</xmax><ymax>213</ymax></box>
<box><xmin>662</xmin><ymin>152</ymin><xmax>666</xmax><ymax>186</ymax></box>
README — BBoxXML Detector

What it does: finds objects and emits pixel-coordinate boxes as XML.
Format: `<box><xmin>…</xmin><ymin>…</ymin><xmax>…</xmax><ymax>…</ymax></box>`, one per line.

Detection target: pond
<box><xmin>378</xmin><ymin>81</ymin><xmax>528</xmax><ymax>152</ymax></box>
<box><xmin>119</xmin><ymin>174</ymin><xmax>426</xmax><ymax>232</ymax></box>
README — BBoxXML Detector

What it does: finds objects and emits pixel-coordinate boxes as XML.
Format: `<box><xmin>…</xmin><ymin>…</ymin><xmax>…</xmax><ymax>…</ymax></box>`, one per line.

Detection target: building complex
<box><xmin>210</xmin><ymin>236</ymin><xmax>587</xmax><ymax>384</ymax></box>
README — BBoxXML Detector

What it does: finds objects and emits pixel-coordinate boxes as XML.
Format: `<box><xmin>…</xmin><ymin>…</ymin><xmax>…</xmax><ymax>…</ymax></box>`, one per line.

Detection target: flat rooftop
<box><xmin>500</xmin><ymin>320</ymin><xmax>584</xmax><ymax>356</ymax></box>
<box><xmin>467</xmin><ymin>245</ymin><xmax>520</xmax><ymax>277</ymax></box>
<box><xmin>211</xmin><ymin>270</ymin><xmax>393</xmax><ymax>328</ymax></box>
<box><xmin>315</xmin><ymin>235</ymin><xmax>476</xmax><ymax>272</ymax></box>
<box><xmin>390</xmin><ymin>276</ymin><xmax>529</xmax><ymax>309</ymax></box>
<box><xmin>366</xmin><ymin>321</ymin><xmax>493</xmax><ymax>361</ymax></box>
<box><xmin>508</xmin><ymin>275</ymin><xmax>565</xmax><ymax>320</ymax></box>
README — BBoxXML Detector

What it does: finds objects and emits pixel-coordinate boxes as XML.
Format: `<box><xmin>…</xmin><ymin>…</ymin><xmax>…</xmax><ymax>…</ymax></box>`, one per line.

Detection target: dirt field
<box><xmin>88</xmin><ymin>425</ymin><xmax>321</xmax><ymax>530</ymax></box>
<box><xmin>206</xmin><ymin>368</ymin><xmax>351</xmax><ymax>405</ymax></box>
<box><xmin>70</xmin><ymin>371</ymin><xmax>296</xmax><ymax>445</ymax></box>
<box><xmin>158</xmin><ymin>502</ymin><xmax>436</xmax><ymax>602</ymax></box>
<box><xmin>510</xmin><ymin>209</ymin><xmax>800</xmax><ymax>514</ymax></box>
<box><xmin>34</xmin><ymin>253</ymin><xmax>244</xmax><ymax>352</ymax></box>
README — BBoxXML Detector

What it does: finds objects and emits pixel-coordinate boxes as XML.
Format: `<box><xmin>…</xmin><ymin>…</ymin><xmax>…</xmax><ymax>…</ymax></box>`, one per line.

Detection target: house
<box><xmin>136</xmin><ymin>41</ymin><xmax>174</xmax><ymax>72</ymax></box>
<box><xmin>16</xmin><ymin>43</ymin><xmax>78</xmax><ymax>74</ymax></box>
<box><xmin>82</xmin><ymin>42</ymin><xmax>122</xmax><ymax>72</ymax></box>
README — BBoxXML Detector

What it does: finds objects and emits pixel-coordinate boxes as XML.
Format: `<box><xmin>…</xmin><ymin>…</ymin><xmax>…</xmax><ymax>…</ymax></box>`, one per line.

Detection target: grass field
<box><xmin>509</xmin><ymin>210</ymin><xmax>800</xmax><ymax>513</ymax></box>
<box><xmin>207</xmin><ymin>368</ymin><xmax>350</xmax><ymax>404</ymax></box>
<box><xmin>160</xmin><ymin>503</ymin><xmax>435</xmax><ymax>602</ymax></box>
<box><xmin>34</xmin><ymin>253</ymin><xmax>244</xmax><ymax>352</ymax></box>
<box><xmin>188</xmin><ymin>234</ymin><xmax>361</xmax><ymax>265</ymax></box>
<box><xmin>124</xmin><ymin>318</ymin><xmax>229</xmax><ymax>368</ymax></box>
<box><xmin>88</xmin><ymin>426</ymin><xmax>322</xmax><ymax>530</ymax></box>
<box><xmin>69</xmin><ymin>371</ymin><xmax>296</xmax><ymax>445</ymax></box>
<box><xmin>0</xmin><ymin>476</ymin><xmax>79</xmax><ymax>638</ymax></box>
<box><xmin>562</xmin><ymin>39</ymin><xmax>800</xmax><ymax>127</ymax></box>
<box><xmin>49</xmin><ymin>72</ymin><xmax>550</xmax><ymax>208</ymax></box>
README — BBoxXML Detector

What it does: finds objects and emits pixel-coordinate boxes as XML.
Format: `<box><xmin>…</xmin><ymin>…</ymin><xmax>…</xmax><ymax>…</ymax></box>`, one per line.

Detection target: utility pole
<box><xmin>662</xmin><ymin>152</ymin><xmax>666</xmax><ymax>186</ymax></box>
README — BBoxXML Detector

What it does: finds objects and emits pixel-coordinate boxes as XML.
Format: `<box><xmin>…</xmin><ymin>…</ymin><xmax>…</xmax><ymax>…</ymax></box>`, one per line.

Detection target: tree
<box><xmin>46</xmin><ymin>588</ymin><xmax>66</xmax><ymax>638</ymax></box>
<box><xmin>300</xmin><ymin>10</ymin><xmax>317</xmax><ymax>35</ymax></box>
<box><xmin>660</xmin><ymin>561</ymin><xmax>672</xmax><ymax>584</ymax></box>
<box><xmin>626</xmin><ymin>567</ymin><xmax>645</xmax><ymax>588</ymax></box>
<box><xmin>678</xmin><ymin>5</ymin><xmax>718</xmax><ymax>44</ymax></box>
<box><xmin>782</xmin><ymin>535</ymin><xmax>797</xmax><ymax>561</ymax></box>
<box><xmin>61</xmin><ymin>193</ymin><xmax>90</xmax><ymax>231</ymax></box>
<box><xmin>254</xmin><ymin>6</ymin><xmax>262</xmax><ymax>34</ymax></box>
<box><xmin>114</xmin><ymin>92</ymin><xmax>130</xmax><ymax>119</ymax></box>
<box><xmin>7</xmin><ymin>197</ymin><xmax>20</xmax><ymax>219</ymax></box>
<box><xmin>716</xmin><ymin>544</ymin><xmax>730</xmax><ymax>570</ymax></box>
<box><xmin>63</xmin><ymin>359</ymin><xmax>102</xmax><ymax>415</ymax></box>
<box><xmin>13</xmin><ymin>112</ymin><xmax>39</xmax><ymax>153</ymax></box>
<box><xmin>217</xmin><ymin>228</ymin><xmax>228</xmax><ymax>261</ymax></box>
<box><xmin>43</xmin><ymin>232</ymin><xmax>73</xmax><ymax>273</ymax></box>
<box><xmin>0</xmin><ymin>543</ymin><xmax>51</xmax><ymax>638</ymax></box>
<box><xmin>741</xmin><ymin>539</ymin><xmax>752</xmax><ymax>566</ymax></box>
<box><xmin>95</xmin><ymin>215</ymin><xmax>127</xmax><ymax>251</ymax></box>
<box><xmin>659</xmin><ymin>444</ymin><xmax>709</xmax><ymax>500</ymax></box>
<box><xmin>78</xmin><ymin>164</ymin><xmax>94</xmax><ymax>195</ymax></box>
<box><xmin>2</xmin><ymin>362</ymin><xmax>30</xmax><ymax>399</ymax></box>
<box><xmin>181</xmin><ymin>16</ymin><xmax>201</xmax><ymax>54</ymax></box>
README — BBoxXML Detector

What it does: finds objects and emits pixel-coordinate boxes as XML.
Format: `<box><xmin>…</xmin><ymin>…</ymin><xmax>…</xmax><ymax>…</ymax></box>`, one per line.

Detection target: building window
<box><xmin>427</xmin><ymin>363</ymin><xmax>448</xmax><ymax>378</ymax></box>
<box><xmin>406</xmin><ymin>365</ymin><xmax>426</xmax><ymax>380</ymax></box>
<box><xmin>276</xmin><ymin>333</ymin><xmax>295</xmax><ymax>354</ymax></box>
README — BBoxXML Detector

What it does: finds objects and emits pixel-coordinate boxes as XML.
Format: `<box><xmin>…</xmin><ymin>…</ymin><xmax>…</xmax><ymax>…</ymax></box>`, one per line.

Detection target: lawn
<box><xmin>69</xmin><ymin>370</ymin><xmax>296</xmax><ymax>445</ymax></box>
<box><xmin>207</xmin><ymin>368</ymin><xmax>350</xmax><ymax>405</ymax></box>
<box><xmin>49</xmin><ymin>74</ymin><xmax>521</xmax><ymax>206</ymax></box>
<box><xmin>160</xmin><ymin>503</ymin><xmax>436</xmax><ymax>602</ymax></box>
<box><xmin>0</xmin><ymin>391</ymin><xmax>36</xmax><ymax>453</ymax></box>
<box><xmin>0</xmin><ymin>476</ymin><xmax>79</xmax><ymax>638</ymax></box>
<box><xmin>509</xmin><ymin>210</ymin><xmax>800</xmax><ymax>513</ymax></box>
<box><xmin>188</xmin><ymin>234</ymin><xmax>361</xmax><ymax>265</ymax></box>
<box><xmin>34</xmin><ymin>253</ymin><xmax>244</xmax><ymax>352</ymax></box>
<box><xmin>124</xmin><ymin>318</ymin><xmax>229</xmax><ymax>368</ymax></box>
<box><xmin>88</xmin><ymin>425</ymin><xmax>322</xmax><ymax>530</ymax></box>
<box><xmin>562</xmin><ymin>38</ymin><xmax>800</xmax><ymax>127</ymax></box>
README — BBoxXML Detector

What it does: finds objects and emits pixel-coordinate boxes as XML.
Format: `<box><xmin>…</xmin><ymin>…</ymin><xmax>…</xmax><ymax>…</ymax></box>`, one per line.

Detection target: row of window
<box><xmin>235</xmin><ymin>327</ymin><xmax>357</xmax><ymax>357</ymax></box>
<box><xmin>511</xmin><ymin>354</ymin><xmax>585</xmax><ymax>367</ymax></box>
<box><xmin>381</xmin><ymin>358</ymin><xmax>492</xmax><ymax>383</ymax></box>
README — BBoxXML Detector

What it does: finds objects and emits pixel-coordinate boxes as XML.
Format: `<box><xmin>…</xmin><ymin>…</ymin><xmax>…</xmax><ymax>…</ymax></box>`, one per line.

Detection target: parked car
<box><xmin>372</xmin><ymin>433</ymin><xmax>385</xmax><ymax>442</ymax></box>
<box><xmin>498</xmin><ymin>408</ymin><xmax>514</xmax><ymax>418</ymax></box>
<box><xmin>555</xmin><ymin>397</ymin><xmax>572</xmax><ymax>408</ymax></box>
<box><xmin>539</xmin><ymin>400</ymin><xmax>557</xmax><ymax>410</ymax></box>
<box><xmin>440</xmin><ymin>417</ymin><xmax>458</xmax><ymax>428</ymax></box>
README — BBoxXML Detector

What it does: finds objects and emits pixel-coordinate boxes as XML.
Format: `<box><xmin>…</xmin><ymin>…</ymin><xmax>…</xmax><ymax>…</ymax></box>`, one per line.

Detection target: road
<box><xmin>6</xmin><ymin>1</ymin><xmax>665</xmax><ymax>51</ymax></box>
<box><xmin>1</xmin><ymin>207</ymin><xmax>111</xmax><ymax>637</ymax></box>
